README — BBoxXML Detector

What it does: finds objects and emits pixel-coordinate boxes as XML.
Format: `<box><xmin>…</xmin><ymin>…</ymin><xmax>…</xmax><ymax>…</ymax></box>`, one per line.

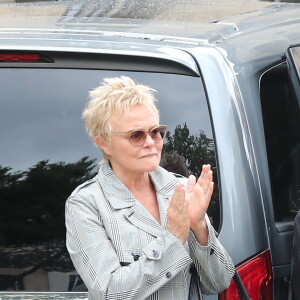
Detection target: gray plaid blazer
<box><xmin>65</xmin><ymin>162</ymin><xmax>235</xmax><ymax>300</ymax></box>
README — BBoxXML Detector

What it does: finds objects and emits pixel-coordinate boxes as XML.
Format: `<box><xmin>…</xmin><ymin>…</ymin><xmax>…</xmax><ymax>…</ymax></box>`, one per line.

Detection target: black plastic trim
<box><xmin>0</xmin><ymin>50</ymin><xmax>199</xmax><ymax>76</ymax></box>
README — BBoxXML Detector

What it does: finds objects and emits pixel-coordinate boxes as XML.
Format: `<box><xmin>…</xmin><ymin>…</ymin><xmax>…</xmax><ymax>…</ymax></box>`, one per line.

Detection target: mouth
<box><xmin>141</xmin><ymin>153</ymin><xmax>158</xmax><ymax>158</ymax></box>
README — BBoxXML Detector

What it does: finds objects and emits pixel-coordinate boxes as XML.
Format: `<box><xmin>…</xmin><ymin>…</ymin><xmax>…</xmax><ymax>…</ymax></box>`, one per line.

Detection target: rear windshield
<box><xmin>0</xmin><ymin>67</ymin><xmax>218</xmax><ymax>292</ymax></box>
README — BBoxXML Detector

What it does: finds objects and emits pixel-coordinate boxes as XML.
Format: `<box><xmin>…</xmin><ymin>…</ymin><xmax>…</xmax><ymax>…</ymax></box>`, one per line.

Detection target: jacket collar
<box><xmin>97</xmin><ymin>161</ymin><xmax>180</xmax><ymax>210</ymax></box>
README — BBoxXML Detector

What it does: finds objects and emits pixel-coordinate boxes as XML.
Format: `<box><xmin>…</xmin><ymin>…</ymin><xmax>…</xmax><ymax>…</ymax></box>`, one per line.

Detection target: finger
<box><xmin>171</xmin><ymin>184</ymin><xmax>181</xmax><ymax>203</ymax></box>
<box><xmin>197</xmin><ymin>165</ymin><xmax>212</xmax><ymax>189</ymax></box>
<box><xmin>184</xmin><ymin>192</ymin><xmax>190</xmax><ymax>205</ymax></box>
<box><xmin>202</xmin><ymin>169</ymin><xmax>213</xmax><ymax>190</ymax></box>
<box><xmin>170</xmin><ymin>184</ymin><xmax>185</xmax><ymax>209</ymax></box>
<box><xmin>186</xmin><ymin>175</ymin><xmax>196</xmax><ymax>201</ymax></box>
<box><xmin>187</xmin><ymin>175</ymin><xmax>196</xmax><ymax>193</ymax></box>
<box><xmin>183</xmin><ymin>195</ymin><xmax>190</xmax><ymax>218</ymax></box>
<box><xmin>203</xmin><ymin>182</ymin><xmax>214</xmax><ymax>206</ymax></box>
<box><xmin>192</xmin><ymin>182</ymin><xmax>213</xmax><ymax>219</ymax></box>
<box><xmin>178</xmin><ymin>186</ymin><xmax>186</xmax><ymax>212</ymax></box>
<box><xmin>197</xmin><ymin>164</ymin><xmax>208</xmax><ymax>186</ymax></box>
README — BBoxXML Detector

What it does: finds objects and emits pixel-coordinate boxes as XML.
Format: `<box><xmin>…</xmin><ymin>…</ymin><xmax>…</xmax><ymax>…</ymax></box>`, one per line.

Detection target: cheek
<box><xmin>156</xmin><ymin>143</ymin><xmax>163</xmax><ymax>157</ymax></box>
<box><xmin>157</xmin><ymin>142</ymin><xmax>164</xmax><ymax>152</ymax></box>
<box><xmin>119</xmin><ymin>143</ymin><xmax>140</xmax><ymax>158</ymax></box>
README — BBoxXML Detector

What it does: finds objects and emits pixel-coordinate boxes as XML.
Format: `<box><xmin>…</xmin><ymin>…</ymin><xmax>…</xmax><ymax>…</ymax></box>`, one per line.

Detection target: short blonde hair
<box><xmin>82</xmin><ymin>76</ymin><xmax>159</xmax><ymax>142</ymax></box>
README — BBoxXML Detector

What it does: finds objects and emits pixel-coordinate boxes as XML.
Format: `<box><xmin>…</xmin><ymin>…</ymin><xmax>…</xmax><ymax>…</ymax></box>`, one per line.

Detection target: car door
<box><xmin>258</xmin><ymin>45</ymin><xmax>300</xmax><ymax>299</ymax></box>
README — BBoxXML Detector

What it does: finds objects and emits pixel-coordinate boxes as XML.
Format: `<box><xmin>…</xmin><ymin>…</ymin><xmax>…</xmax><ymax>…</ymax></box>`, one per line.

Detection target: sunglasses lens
<box><xmin>128</xmin><ymin>126</ymin><xmax>167</xmax><ymax>146</ymax></box>
<box><xmin>129</xmin><ymin>130</ymin><xmax>146</xmax><ymax>145</ymax></box>
<box><xmin>151</xmin><ymin>126</ymin><xmax>166</xmax><ymax>141</ymax></box>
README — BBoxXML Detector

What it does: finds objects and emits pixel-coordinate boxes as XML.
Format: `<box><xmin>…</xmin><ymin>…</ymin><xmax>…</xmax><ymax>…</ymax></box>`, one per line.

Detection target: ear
<box><xmin>94</xmin><ymin>136</ymin><xmax>112</xmax><ymax>156</ymax></box>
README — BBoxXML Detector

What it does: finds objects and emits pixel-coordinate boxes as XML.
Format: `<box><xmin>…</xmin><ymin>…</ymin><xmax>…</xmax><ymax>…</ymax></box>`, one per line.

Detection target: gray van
<box><xmin>0</xmin><ymin>1</ymin><xmax>300</xmax><ymax>299</ymax></box>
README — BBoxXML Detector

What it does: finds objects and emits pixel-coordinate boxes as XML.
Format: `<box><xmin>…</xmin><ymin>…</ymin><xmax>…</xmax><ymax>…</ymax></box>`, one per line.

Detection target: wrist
<box><xmin>191</xmin><ymin>218</ymin><xmax>206</xmax><ymax>232</ymax></box>
<box><xmin>191</xmin><ymin>218</ymin><xmax>208</xmax><ymax>246</ymax></box>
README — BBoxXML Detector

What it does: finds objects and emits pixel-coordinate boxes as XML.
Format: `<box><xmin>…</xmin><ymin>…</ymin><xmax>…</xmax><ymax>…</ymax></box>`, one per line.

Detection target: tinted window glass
<box><xmin>260</xmin><ymin>63</ymin><xmax>300</xmax><ymax>222</ymax></box>
<box><xmin>0</xmin><ymin>68</ymin><xmax>218</xmax><ymax>292</ymax></box>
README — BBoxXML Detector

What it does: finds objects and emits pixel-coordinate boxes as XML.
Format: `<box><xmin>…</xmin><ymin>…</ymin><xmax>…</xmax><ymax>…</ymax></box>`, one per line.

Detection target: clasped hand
<box><xmin>166</xmin><ymin>164</ymin><xmax>214</xmax><ymax>245</ymax></box>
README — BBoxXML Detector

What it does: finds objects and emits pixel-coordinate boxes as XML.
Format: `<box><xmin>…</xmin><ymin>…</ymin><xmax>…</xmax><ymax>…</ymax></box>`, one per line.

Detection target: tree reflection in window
<box><xmin>162</xmin><ymin>123</ymin><xmax>219</xmax><ymax>230</ymax></box>
<box><xmin>0</xmin><ymin>156</ymin><xmax>97</xmax><ymax>290</ymax></box>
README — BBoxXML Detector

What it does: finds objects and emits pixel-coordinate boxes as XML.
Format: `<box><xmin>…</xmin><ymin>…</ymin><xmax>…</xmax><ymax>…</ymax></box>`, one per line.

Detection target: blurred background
<box><xmin>0</xmin><ymin>0</ymin><xmax>300</xmax><ymax>23</ymax></box>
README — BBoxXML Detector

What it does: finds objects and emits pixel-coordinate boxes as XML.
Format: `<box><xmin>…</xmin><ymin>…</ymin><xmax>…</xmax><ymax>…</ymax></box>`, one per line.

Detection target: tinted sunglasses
<box><xmin>112</xmin><ymin>125</ymin><xmax>168</xmax><ymax>146</ymax></box>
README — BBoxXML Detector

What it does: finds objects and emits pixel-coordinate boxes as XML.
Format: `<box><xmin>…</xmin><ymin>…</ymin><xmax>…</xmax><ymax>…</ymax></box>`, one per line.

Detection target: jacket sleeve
<box><xmin>65</xmin><ymin>193</ymin><xmax>193</xmax><ymax>300</ymax></box>
<box><xmin>188</xmin><ymin>214</ymin><xmax>235</xmax><ymax>294</ymax></box>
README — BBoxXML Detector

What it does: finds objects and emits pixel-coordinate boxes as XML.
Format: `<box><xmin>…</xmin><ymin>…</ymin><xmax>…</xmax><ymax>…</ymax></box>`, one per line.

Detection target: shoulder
<box><xmin>69</xmin><ymin>175</ymin><xmax>99</xmax><ymax>198</ymax></box>
<box><xmin>68</xmin><ymin>162</ymin><xmax>111</xmax><ymax>199</ymax></box>
<box><xmin>66</xmin><ymin>174</ymin><xmax>104</xmax><ymax>213</ymax></box>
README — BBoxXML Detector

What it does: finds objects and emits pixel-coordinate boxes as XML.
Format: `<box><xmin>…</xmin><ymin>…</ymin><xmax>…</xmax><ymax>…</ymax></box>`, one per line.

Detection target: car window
<box><xmin>287</xmin><ymin>46</ymin><xmax>300</xmax><ymax>118</ymax></box>
<box><xmin>260</xmin><ymin>62</ymin><xmax>300</xmax><ymax>224</ymax></box>
<box><xmin>0</xmin><ymin>67</ymin><xmax>218</xmax><ymax>292</ymax></box>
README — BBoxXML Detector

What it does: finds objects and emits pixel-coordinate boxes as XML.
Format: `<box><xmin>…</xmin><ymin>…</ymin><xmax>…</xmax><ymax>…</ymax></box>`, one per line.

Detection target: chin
<box><xmin>141</xmin><ymin>161</ymin><xmax>159</xmax><ymax>173</ymax></box>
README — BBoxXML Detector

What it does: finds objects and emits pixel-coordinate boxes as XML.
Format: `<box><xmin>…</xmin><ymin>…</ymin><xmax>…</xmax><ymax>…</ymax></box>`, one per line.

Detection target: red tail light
<box><xmin>0</xmin><ymin>53</ymin><xmax>53</xmax><ymax>62</ymax></box>
<box><xmin>219</xmin><ymin>250</ymin><xmax>273</xmax><ymax>300</ymax></box>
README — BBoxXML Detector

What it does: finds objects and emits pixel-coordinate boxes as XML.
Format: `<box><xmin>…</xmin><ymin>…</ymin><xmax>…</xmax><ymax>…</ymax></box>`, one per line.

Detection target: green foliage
<box><xmin>0</xmin><ymin>157</ymin><xmax>97</xmax><ymax>270</ymax></box>
<box><xmin>163</xmin><ymin>123</ymin><xmax>215</xmax><ymax>175</ymax></box>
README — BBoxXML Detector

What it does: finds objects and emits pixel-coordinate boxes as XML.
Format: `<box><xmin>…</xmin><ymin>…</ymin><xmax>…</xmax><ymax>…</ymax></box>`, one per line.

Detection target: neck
<box><xmin>109</xmin><ymin>162</ymin><xmax>152</xmax><ymax>193</ymax></box>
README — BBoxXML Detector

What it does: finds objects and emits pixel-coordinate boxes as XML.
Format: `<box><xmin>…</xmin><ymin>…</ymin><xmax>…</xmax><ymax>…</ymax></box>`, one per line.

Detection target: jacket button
<box><xmin>210</xmin><ymin>248</ymin><xmax>214</xmax><ymax>255</ymax></box>
<box><xmin>133</xmin><ymin>255</ymin><xmax>140</xmax><ymax>261</ymax></box>
<box><xmin>153</xmin><ymin>250</ymin><xmax>159</xmax><ymax>258</ymax></box>
<box><xmin>166</xmin><ymin>271</ymin><xmax>172</xmax><ymax>278</ymax></box>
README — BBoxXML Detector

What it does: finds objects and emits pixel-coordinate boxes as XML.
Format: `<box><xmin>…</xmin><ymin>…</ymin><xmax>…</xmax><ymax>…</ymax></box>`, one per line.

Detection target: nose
<box><xmin>143</xmin><ymin>132</ymin><xmax>155</xmax><ymax>147</ymax></box>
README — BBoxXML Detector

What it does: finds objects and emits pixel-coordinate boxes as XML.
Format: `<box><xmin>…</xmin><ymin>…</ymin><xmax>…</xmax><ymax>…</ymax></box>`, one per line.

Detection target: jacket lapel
<box><xmin>98</xmin><ymin>162</ymin><xmax>183</xmax><ymax>238</ymax></box>
<box><xmin>125</xmin><ymin>205</ymin><xmax>165</xmax><ymax>238</ymax></box>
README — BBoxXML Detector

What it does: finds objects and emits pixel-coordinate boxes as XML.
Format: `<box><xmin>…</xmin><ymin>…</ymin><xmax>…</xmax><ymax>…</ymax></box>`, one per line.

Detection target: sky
<box><xmin>0</xmin><ymin>68</ymin><xmax>213</xmax><ymax>172</ymax></box>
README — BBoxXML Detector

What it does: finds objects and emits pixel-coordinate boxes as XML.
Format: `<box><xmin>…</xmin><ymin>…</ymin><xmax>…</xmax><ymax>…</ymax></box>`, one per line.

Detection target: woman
<box><xmin>65</xmin><ymin>76</ymin><xmax>235</xmax><ymax>300</ymax></box>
